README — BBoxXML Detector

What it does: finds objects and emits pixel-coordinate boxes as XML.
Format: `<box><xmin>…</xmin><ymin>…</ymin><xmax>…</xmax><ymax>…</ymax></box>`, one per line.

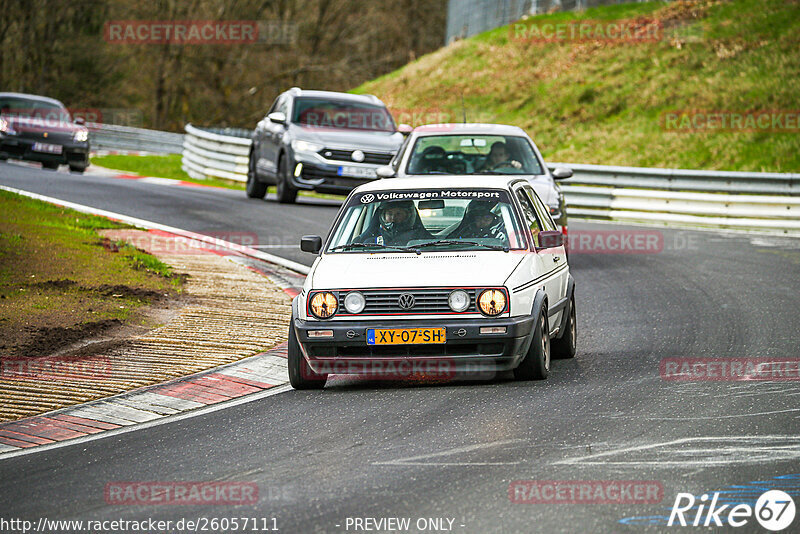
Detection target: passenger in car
<box><xmin>354</xmin><ymin>200</ymin><xmax>433</xmax><ymax>246</ymax></box>
<box><xmin>448</xmin><ymin>200</ymin><xmax>507</xmax><ymax>243</ymax></box>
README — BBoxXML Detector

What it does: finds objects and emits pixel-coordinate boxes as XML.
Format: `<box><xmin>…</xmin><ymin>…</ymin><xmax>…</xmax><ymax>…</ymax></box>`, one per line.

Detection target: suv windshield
<box><xmin>406</xmin><ymin>134</ymin><xmax>543</xmax><ymax>175</ymax></box>
<box><xmin>292</xmin><ymin>97</ymin><xmax>395</xmax><ymax>132</ymax></box>
<box><xmin>326</xmin><ymin>188</ymin><xmax>527</xmax><ymax>252</ymax></box>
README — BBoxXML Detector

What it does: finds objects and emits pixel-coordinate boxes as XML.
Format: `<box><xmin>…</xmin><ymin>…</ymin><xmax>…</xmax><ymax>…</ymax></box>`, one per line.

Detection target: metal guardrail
<box><xmin>555</xmin><ymin>163</ymin><xmax>800</xmax><ymax>233</ymax></box>
<box><xmin>88</xmin><ymin>123</ymin><xmax>184</xmax><ymax>154</ymax></box>
<box><xmin>182</xmin><ymin>123</ymin><xmax>251</xmax><ymax>182</ymax></box>
<box><xmin>181</xmin><ymin>125</ymin><xmax>800</xmax><ymax>234</ymax></box>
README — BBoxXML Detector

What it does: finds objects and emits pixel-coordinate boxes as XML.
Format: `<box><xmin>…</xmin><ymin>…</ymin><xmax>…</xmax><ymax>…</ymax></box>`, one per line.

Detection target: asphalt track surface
<box><xmin>1</xmin><ymin>161</ymin><xmax>800</xmax><ymax>533</ymax></box>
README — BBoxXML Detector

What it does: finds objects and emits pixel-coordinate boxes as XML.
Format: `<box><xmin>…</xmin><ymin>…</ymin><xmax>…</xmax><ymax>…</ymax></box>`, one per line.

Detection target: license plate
<box><xmin>367</xmin><ymin>328</ymin><xmax>446</xmax><ymax>345</ymax></box>
<box><xmin>32</xmin><ymin>142</ymin><xmax>62</xmax><ymax>154</ymax></box>
<box><xmin>338</xmin><ymin>165</ymin><xmax>377</xmax><ymax>179</ymax></box>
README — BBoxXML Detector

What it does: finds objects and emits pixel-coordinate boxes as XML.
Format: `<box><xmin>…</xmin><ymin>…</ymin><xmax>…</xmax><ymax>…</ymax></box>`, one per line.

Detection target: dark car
<box><xmin>0</xmin><ymin>92</ymin><xmax>90</xmax><ymax>173</ymax></box>
<box><xmin>246</xmin><ymin>88</ymin><xmax>407</xmax><ymax>203</ymax></box>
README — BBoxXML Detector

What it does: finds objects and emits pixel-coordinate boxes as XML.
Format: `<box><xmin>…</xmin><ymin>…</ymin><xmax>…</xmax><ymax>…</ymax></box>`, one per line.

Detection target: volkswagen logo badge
<box><xmin>397</xmin><ymin>293</ymin><xmax>415</xmax><ymax>310</ymax></box>
<box><xmin>360</xmin><ymin>193</ymin><xmax>375</xmax><ymax>203</ymax></box>
<box><xmin>351</xmin><ymin>149</ymin><xmax>365</xmax><ymax>162</ymax></box>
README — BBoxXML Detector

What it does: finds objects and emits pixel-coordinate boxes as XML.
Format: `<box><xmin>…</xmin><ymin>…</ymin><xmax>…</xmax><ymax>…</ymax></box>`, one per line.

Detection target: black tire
<box><xmin>68</xmin><ymin>164</ymin><xmax>86</xmax><ymax>174</ymax></box>
<box><xmin>513</xmin><ymin>309</ymin><xmax>550</xmax><ymax>380</ymax></box>
<box><xmin>287</xmin><ymin>319</ymin><xmax>327</xmax><ymax>389</ymax></box>
<box><xmin>42</xmin><ymin>161</ymin><xmax>59</xmax><ymax>170</ymax></box>
<box><xmin>0</xmin><ymin>154</ymin><xmax>8</xmax><ymax>161</ymax></box>
<box><xmin>552</xmin><ymin>294</ymin><xmax>576</xmax><ymax>359</ymax></box>
<box><xmin>246</xmin><ymin>149</ymin><xmax>268</xmax><ymax>199</ymax></box>
<box><xmin>275</xmin><ymin>154</ymin><xmax>298</xmax><ymax>204</ymax></box>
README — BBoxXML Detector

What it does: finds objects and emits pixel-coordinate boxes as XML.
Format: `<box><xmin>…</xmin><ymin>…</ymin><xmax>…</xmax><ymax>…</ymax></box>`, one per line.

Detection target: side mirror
<box><xmin>536</xmin><ymin>230</ymin><xmax>563</xmax><ymax>249</ymax></box>
<box><xmin>267</xmin><ymin>111</ymin><xmax>287</xmax><ymax>125</ymax></box>
<box><xmin>74</xmin><ymin>117</ymin><xmax>86</xmax><ymax>125</ymax></box>
<box><xmin>300</xmin><ymin>235</ymin><xmax>322</xmax><ymax>254</ymax></box>
<box><xmin>376</xmin><ymin>165</ymin><xmax>395</xmax><ymax>178</ymax></box>
<box><xmin>552</xmin><ymin>167</ymin><xmax>573</xmax><ymax>180</ymax></box>
<box><xmin>397</xmin><ymin>124</ymin><xmax>413</xmax><ymax>135</ymax></box>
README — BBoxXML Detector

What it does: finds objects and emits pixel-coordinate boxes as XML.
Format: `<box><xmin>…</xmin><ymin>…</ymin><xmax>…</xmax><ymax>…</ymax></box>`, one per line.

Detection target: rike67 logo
<box><xmin>669</xmin><ymin>490</ymin><xmax>795</xmax><ymax>531</ymax></box>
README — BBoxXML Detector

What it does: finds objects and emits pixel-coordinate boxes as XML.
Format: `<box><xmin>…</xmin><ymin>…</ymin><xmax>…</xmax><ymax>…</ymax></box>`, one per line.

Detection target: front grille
<box><xmin>18</xmin><ymin>131</ymin><xmax>73</xmax><ymax>144</ymax></box>
<box><xmin>319</xmin><ymin>148</ymin><xmax>393</xmax><ymax>165</ymax></box>
<box><xmin>337</xmin><ymin>288</ymin><xmax>477</xmax><ymax>316</ymax></box>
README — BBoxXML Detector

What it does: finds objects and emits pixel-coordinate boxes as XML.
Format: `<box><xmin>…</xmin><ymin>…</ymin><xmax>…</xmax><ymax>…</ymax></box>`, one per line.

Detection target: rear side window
<box><xmin>524</xmin><ymin>186</ymin><xmax>556</xmax><ymax>232</ymax></box>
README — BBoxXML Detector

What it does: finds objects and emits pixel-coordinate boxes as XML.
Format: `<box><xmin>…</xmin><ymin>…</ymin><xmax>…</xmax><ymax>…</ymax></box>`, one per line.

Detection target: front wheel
<box><xmin>513</xmin><ymin>310</ymin><xmax>550</xmax><ymax>380</ymax></box>
<box><xmin>246</xmin><ymin>149</ymin><xmax>268</xmax><ymax>199</ymax></box>
<box><xmin>287</xmin><ymin>320</ymin><xmax>327</xmax><ymax>389</ymax></box>
<box><xmin>552</xmin><ymin>294</ymin><xmax>576</xmax><ymax>359</ymax></box>
<box><xmin>275</xmin><ymin>154</ymin><xmax>298</xmax><ymax>204</ymax></box>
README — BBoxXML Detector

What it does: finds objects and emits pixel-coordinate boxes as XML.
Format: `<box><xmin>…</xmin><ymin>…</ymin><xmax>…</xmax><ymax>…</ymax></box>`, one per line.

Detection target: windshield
<box><xmin>326</xmin><ymin>188</ymin><xmax>526</xmax><ymax>252</ymax></box>
<box><xmin>406</xmin><ymin>134</ymin><xmax>544</xmax><ymax>175</ymax></box>
<box><xmin>292</xmin><ymin>97</ymin><xmax>395</xmax><ymax>132</ymax></box>
<box><xmin>0</xmin><ymin>97</ymin><xmax>71</xmax><ymax>123</ymax></box>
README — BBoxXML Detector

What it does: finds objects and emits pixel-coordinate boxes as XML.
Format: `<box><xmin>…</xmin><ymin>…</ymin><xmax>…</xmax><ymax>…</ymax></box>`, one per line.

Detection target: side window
<box><xmin>524</xmin><ymin>186</ymin><xmax>556</xmax><ymax>231</ymax></box>
<box><xmin>515</xmin><ymin>188</ymin><xmax>544</xmax><ymax>247</ymax></box>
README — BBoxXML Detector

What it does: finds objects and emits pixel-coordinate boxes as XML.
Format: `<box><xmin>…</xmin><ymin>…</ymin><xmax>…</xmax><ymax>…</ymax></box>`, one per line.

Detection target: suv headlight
<box><xmin>74</xmin><ymin>129</ymin><xmax>89</xmax><ymax>142</ymax></box>
<box><xmin>291</xmin><ymin>140</ymin><xmax>323</xmax><ymax>153</ymax></box>
<box><xmin>478</xmin><ymin>289</ymin><xmax>507</xmax><ymax>316</ymax></box>
<box><xmin>309</xmin><ymin>292</ymin><xmax>338</xmax><ymax>319</ymax></box>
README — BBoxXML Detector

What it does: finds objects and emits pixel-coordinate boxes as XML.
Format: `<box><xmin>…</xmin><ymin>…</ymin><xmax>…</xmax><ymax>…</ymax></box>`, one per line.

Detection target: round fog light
<box><xmin>448</xmin><ymin>289</ymin><xmax>470</xmax><ymax>312</ymax></box>
<box><xmin>344</xmin><ymin>291</ymin><xmax>366</xmax><ymax>314</ymax></box>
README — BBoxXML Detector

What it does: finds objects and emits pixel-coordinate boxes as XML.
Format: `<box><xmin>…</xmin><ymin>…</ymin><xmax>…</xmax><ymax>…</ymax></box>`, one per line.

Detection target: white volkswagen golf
<box><xmin>289</xmin><ymin>175</ymin><xmax>576</xmax><ymax>389</ymax></box>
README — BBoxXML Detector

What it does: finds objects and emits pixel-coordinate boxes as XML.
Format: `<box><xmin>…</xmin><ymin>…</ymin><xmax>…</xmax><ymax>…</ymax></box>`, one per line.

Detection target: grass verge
<box><xmin>354</xmin><ymin>0</ymin><xmax>800</xmax><ymax>172</ymax></box>
<box><xmin>0</xmin><ymin>189</ymin><xmax>182</xmax><ymax>356</ymax></box>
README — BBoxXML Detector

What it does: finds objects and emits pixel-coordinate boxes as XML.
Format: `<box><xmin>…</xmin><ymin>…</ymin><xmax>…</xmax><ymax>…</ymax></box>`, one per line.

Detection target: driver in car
<box><xmin>448</xmin><ymin>200</ymin><xmax>508</xmax><ymax>243</ymax></box>
<box><xmin>354</xmin><ymin>200</ymin><xmax>432</xmax><ymax>246</ymax></box>
<box><xmin>481</xmin><ymin>141</ymin><xmax>522</xmax><ymax>171</ymax></box>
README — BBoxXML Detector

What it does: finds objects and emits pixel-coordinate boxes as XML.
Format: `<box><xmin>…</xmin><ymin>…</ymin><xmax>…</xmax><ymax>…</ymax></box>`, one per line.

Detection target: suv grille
<box><xmin>337</xmin><ymin>288</ymin><xmax>476</xmax><ymax>316</ymax></box>
<box><xmin>319</xmin><ymin>148</ymin><xmax>393</xmax><ymax>165</ymax></box>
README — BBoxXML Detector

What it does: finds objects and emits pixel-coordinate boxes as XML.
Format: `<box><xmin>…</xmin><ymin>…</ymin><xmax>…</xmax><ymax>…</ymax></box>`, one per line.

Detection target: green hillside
<box><xmin>354</xmin><ymin>0</ymin><xmax>800</xmax><ymax>172</ymax></box>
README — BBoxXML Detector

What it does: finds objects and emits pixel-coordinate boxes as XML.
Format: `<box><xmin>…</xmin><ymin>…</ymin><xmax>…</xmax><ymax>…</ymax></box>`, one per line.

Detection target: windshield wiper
<box><xmin>329</xmin><ymin>242</ymin><xmax>421</xmax><ymax>254</ymax></box>
<box><xmin>415</xmin><ymin>240</ymin><xmax>509</xmax><ymax>252</ymax></box>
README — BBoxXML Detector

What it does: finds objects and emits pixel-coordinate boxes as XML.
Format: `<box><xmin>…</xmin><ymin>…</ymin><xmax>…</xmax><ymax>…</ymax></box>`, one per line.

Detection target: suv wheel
<box><xmin>246</xmin><ymin>149</ymin><xmax>268</xmax><ymax>199</ymax></box>
<box><xmin>275</xmin><ymin>154</ymin><xmax>298</xmax><ymax>204</ymax></box>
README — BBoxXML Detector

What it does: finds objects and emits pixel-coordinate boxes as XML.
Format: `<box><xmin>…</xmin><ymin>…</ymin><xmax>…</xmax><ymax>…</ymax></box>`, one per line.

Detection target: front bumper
<box><xmin>0</xmin><ymin>134</ymin><xmax>89</xmax><ymax>167</ymax></box>
<box><xmin>294</xmin><ymin>315</ymin><xmax>535</xmax><ymax>375</ymax></box>
<box><xmin>290</xmin><ymin>154</ymin><xmax>379</xmax><ymax>195</ymax></box>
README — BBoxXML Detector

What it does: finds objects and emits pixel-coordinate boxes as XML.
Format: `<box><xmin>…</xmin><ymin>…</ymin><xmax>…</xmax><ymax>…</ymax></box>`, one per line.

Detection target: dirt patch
<box><xmin>96</xmin><ymin>284</ymin><xmax>168</xmax><ymax>301</ymax></box>
<box><xmin>11</xmin><ymin>319</ymin><xmax>122</xmax><ymax>358</ymax></box>
<box><xmin>31</xmin><ymin>279</ymin><xmax>78</xmax><ymax>290</ymax></box>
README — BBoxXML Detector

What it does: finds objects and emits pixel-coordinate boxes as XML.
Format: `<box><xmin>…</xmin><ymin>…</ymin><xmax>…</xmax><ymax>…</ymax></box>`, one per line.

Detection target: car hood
<box><xmin>527</xmin><ymin>176</ymin><xmax>559</xmax><ymax>206</ymax></box>
<box><xmin>310</xmin><ymin>251</ymin><xmax>525</xmax><ymax>289</ymax></box>
<box><xmin>292</xmin><ymin>124</ymin><xmax>403</xmax><ymax>152</ymax></box>
<box><xmin>4</xmin><ymin>116</ymin><xmax>81</xmax><ymax>134</ymax></box>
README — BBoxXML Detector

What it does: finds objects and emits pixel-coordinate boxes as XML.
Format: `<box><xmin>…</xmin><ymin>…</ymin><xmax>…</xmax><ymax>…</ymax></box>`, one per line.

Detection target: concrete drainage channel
<box><xmin>0</xmin><ymin>186</ymin><xmax>308</xmax><ymax>458</ymax></box>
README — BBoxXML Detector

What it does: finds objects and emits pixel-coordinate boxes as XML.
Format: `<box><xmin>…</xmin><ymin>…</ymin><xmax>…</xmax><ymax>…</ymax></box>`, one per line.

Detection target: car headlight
<box><xmin>448</xmin><ymin>289</ymin><xmax>470</xmax><ymax>312</ymax></box>
<box><xmin>291</xmin><ymin>140</ymin><xmax>323</xmax><ymax>153</ymax></box>
<box><xmin>309</xmin><ymin>292</ymin><xmax>338</xmax><ymax>319</ymax></box>
<box><xmin>343</xmin><ymin>291</ymin><xmax>366</xmax><ymax>314</ymax></box>
<box><xmin>478</xmin><ymin>289</ymin><xmax>507</xmax><ymax>316</ymax></box>
<box><xmin>74</xmin><ymin>129</ymin><xmax>89</xmax><ymax>142</ymax></box>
